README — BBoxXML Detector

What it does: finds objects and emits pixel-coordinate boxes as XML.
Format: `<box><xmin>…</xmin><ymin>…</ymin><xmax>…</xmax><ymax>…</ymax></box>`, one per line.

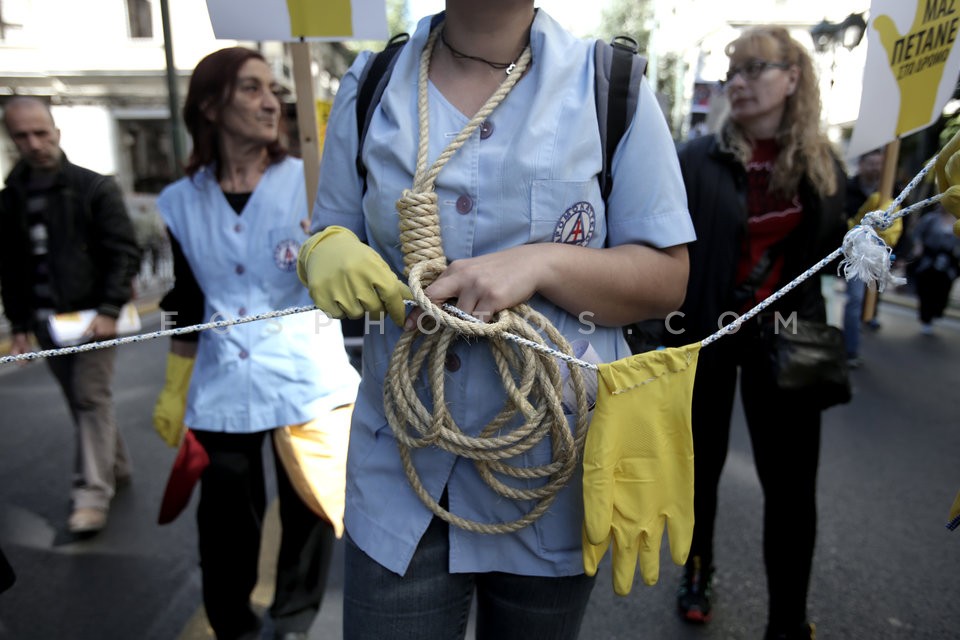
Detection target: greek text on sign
<box><xmin>876</xmin><ymin>1</ymin><xmax>959</xmax><ymax>135</ymax></box>
<box><xmin>846</xmin><ymin>0</ymin><xmax>960</xmax><ymax>159</ymax></box>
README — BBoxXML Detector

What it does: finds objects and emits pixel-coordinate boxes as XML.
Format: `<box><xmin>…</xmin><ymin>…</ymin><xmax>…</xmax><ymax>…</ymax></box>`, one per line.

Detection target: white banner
<box><xmin>205</xmin><ymin>0</ymin><xmax>388</xmax><ymax>42</ymax></box>
<box><xmin>848</xmin><ymin>0</ymin><xmax>960</xmax><ymax>159</ymax></box>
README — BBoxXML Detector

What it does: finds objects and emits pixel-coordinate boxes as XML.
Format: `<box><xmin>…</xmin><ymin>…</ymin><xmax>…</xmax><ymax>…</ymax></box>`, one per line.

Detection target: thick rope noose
<box><xmin>382</xmin><ymin>23</ymin><xmax>592</xmax><ymax>534</ymax></box>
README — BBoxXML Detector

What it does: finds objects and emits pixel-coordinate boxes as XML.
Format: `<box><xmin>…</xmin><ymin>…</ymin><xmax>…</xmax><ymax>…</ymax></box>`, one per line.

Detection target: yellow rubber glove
<box><xmin>582</xmin><ymin>343</ymin><xmax>700</xmax><ymax>595</ymax></box>
<box><xmin>848</xmin><ymin>192</ymin><xmax>903</xmax><ymax>248</ymax></box>
<box><xmin>935</xmin><ymin>129</ymin><xmax>960</xmax><ymax>194</ymax></box>
<box><xmin>875</xmin><ymin>4</ymin><xmax>954</xmax><ymax>136</ymax></box>
<box><xmin>933</xmin><ymin>130</ymin><xmax>960</xmax><ymax>234</ymax></box>
<box><xmin>152</xmin><ymin>352</ymin><xmax>194</xmax><ymax>448</ymax></box>
<box><xmin>297</xmin><ymin>226</ymin><xmax>412</xmax><ymax>326</ymax></box>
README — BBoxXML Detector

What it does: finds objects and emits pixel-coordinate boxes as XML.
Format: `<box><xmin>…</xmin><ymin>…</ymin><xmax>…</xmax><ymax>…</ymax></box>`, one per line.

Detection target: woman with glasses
<box><xmin>662</xmin><ymin>26</ymin><xmax>846</xmax><ymax>640</ymax></box>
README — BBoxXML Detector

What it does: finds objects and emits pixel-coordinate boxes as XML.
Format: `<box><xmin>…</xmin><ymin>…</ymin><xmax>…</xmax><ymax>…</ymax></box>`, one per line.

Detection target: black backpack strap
<box><xmin>355</xmin><ymin>13</ymin><xmax>445</xmax><ymax>191</ymax></box>
<box><xmin>355</xmin><ymin>32</ymin><xmax>410</xmax><ymax>187</ymax></box>
<box><xmin>594</xmin><ymin>36</ymin><xmax>647</xmax><ymax>203</ymax></box>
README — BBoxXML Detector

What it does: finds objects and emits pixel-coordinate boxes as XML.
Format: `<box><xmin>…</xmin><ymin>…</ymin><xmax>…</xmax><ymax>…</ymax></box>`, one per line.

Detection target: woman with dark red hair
<box><xmin>153</xmin><ymin>47</ymin><xmax>359</xmax><ymax>640</ymax></box>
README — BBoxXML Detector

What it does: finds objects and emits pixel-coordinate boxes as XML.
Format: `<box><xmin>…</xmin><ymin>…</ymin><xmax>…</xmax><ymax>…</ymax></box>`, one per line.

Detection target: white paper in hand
<box><xmin>47</xmin><ymin>303</ymin><xmax>142</xmax><ymax>347</ymax></box>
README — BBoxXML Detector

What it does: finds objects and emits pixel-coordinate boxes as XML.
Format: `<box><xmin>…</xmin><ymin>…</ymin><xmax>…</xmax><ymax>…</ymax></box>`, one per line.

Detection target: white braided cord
<box><xmin>2</xmin><ymin>147</ymin><xmax>949</xmax><ymax>376</ymax></box>
<box><xmin>0</xmin><ymin>304</ymin><xmax>317</xmax><ymax>365</ymax></box>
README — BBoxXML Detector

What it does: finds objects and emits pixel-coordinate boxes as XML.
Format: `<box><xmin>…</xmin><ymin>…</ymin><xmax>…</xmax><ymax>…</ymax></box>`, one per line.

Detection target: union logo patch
<box><xmin>552</xmin><ymin>201</ymin><xmax>596</xmax><ymax>246</ymax></box>
<box><xmin>273</xmin><ymin>239</ymin><xmax>299</xmax><ymax>272</ymax></box>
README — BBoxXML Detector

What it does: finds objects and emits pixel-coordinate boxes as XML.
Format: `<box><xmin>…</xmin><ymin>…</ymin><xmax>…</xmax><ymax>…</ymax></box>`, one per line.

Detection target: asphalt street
<box><xmin>0</xmin><ymin>299</ymin><xmax>958</xmax><ymax>639</ymax></box>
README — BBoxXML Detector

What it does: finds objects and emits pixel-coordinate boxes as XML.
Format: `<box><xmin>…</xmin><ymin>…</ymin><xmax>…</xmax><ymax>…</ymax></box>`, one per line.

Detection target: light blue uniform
<box><xmin>159</xmin><ymin>157</ymin><xmax>359</xmax><ymax>433</ymax></box>
<box><xmin>312</xmin><ymin>10</ymin><xmax>695</xmax><ymax>577</ymax></box>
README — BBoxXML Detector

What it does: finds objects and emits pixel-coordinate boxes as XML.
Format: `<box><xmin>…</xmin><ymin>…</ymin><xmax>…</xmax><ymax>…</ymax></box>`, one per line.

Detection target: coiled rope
<box><xmin>382</xmin><ymin>22</ymin><xmax>591</xmax><ymax>534</ymax></box>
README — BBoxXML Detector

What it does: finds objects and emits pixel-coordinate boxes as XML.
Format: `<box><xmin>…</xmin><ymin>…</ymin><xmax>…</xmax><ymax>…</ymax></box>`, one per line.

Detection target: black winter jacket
<box><xmin>663</xmin><ymin>134</ymin><xmax>847</xmax><ymax>345</ymax></box>
<box><xmin>0</xmin><ymin>156</ymin><xmax>141</xmax><ymax>333</ymax></box>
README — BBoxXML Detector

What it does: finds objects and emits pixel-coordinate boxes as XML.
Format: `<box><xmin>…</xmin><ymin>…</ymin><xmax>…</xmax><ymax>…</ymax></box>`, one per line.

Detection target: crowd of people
<box><xmin>1</xmin><ymin>3</ymin><xmax>959</xmax><ymax>640</ymax></box>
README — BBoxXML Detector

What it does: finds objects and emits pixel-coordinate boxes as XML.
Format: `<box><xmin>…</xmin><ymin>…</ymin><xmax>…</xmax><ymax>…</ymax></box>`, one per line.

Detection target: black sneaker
<box><xmin>677</xmin><ymin>556</ymin><xmax>713</xmax><ymax>623</ymax></box>
<box><xmin>764</xmin><ymin>622</ymin><xmax>816</xmax><ymax>640</ymax></box>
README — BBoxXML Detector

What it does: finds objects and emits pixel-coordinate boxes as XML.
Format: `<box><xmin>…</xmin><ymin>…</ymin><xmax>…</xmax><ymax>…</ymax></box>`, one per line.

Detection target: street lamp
<box><xmin>810</xmin><ymin>12</ymin><xmax>867</xmax><ymax>53</ymax></box>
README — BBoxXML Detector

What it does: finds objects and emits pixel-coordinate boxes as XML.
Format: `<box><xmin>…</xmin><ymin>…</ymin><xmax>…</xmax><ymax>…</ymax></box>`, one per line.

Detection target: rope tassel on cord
<box><xmin>383</xmin><ymin>22</ymin><xmax>593</xmax><ymax>534</ymax></box>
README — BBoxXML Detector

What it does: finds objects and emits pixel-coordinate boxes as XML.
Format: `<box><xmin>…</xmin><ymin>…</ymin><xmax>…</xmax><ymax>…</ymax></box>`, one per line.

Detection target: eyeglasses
<box><xmin>721</xmin><ymin>60</ymin><xmax>791</xmax><ymax>87</ymax></box>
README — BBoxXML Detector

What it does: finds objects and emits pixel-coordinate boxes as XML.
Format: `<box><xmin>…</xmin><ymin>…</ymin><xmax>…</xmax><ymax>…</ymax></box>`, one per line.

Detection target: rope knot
<box><xmin>396</xmin><ymin>189</ymin><xmax>445</xmax><ymax>281</ymax></box>
<box><xmin>839</xmin><ymin>224</ymin><xmax>905</xmax><ymax>292</ymax></box>
<box><xmin>862</xmin><ymin>209</ymin><xmax>892</xmax><ymax>231</ymax></box>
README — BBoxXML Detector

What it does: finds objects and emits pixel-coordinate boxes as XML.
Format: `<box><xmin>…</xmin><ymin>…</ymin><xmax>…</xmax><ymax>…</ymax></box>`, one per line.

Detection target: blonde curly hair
<box><xmin>718</xmin><ymin>25</ymin><xmax>838</xmax><ymax>198</ymax></box>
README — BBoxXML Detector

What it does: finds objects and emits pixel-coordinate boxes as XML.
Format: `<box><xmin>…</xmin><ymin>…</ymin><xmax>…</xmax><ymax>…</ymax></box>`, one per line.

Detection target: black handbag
<box><xmin>761</xmin><ymin>318</ymin><xmax>851</xmax><ymax>410</ymax></box>
<box><xmin>737</xmin><ymin>241</ymin><xmax>851</xmax><ymax>411</ymax></box>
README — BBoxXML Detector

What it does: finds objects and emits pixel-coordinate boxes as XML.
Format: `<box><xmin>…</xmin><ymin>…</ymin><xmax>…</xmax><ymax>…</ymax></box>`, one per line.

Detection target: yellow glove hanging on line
<box><xmin>152</xmin><ymin>352</ymin><xmax>195</xmax><ymax>448</ymax></box>
<box><xmin>582</xmin><ymin>343</ymin><xmax>700</xmax><ymax>595</ymax></box>
<box><xmin>933</xmin><ymin>129</ymin><xmax>960</xmax><ymax>235</ymax></box>
<box><xmin>849</xmin><ymin>192</ymin><xmax>903</xmax><ymax>248</ymax></box>
<box><xmin>297</xmin><ymin>226</ymin><xmax>412</xmax><ymax>327</ymax></box>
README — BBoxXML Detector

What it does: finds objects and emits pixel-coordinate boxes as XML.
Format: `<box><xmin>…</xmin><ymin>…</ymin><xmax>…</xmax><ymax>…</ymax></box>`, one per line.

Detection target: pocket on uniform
<box><xmin>529</xmin><ymin>179</ymin><xmax>603</xmax><ymax>246</ymax></box>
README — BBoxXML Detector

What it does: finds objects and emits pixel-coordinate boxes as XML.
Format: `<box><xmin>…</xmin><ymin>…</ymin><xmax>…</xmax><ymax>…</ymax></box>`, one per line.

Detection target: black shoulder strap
<box><xmin>731</xmin><ymin>241</ymin><xmax>788</xmax><ymax>307</ymax></box>
<box><xmin>594</xmin><ymin>36</ymin><xmax>647</xmax><ymax>203</ymax></box>
<box><xmin>355</xmin><ymin>32</ymin><xmax>410</xmax><ymax>186</ymax></box>
<box><xmin>355</xmin><ymin>14</ymin><xmax>445</xmax><ymax>190</ymax></box>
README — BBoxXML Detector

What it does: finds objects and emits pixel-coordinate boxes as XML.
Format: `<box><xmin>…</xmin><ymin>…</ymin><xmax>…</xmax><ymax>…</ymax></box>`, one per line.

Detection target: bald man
<box><xmin>0</xmin><ymin>97</ymin><xmax>141</xmax><ymax>535</ymax></box>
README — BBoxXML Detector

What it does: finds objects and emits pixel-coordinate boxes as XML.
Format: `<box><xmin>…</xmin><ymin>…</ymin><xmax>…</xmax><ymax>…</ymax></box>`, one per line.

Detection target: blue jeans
<box><xmin>842</xmin><ymin>277</ymin><xmax>866</xmax><ymax>357</ymax></box>
<box><xmin>343</xmin><ymin>517</ymin><xmax>596</xmax><ymax>640</ymax></box>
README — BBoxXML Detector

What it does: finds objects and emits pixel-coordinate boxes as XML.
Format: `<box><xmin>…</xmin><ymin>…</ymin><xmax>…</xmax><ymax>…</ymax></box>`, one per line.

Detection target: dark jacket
<box><xmin>0</xmin><ymin>155</ymin><xmax>141</xmax><ymax>333</ymax></box>
<box><xmin>663</xmin><ymin>133</ymin><xmax>847</xmax><ymax>345</ymax></box>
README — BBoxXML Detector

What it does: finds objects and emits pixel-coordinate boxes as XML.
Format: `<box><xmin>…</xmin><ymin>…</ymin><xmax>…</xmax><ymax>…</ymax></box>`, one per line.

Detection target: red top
<box><xmin>734</xmin><ymin>139</ymin><xmax>803</xmax><ymax>308</ymax></box>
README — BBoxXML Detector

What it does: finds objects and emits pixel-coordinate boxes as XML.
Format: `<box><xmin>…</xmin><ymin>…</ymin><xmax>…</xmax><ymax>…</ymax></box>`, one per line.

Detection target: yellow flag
<box><xmin>286</xmin><ymin>0</ymin><xmax>353</xmax><ymax>38</ymax></box>
<box><xmin>272</xmin><ymin>405</ymin><xmax>354</xmax><ymax>538</ymax></box>
<box><xmin>316</xmin><ymin>98</ymin><xmax>333</xmax><ymax>157</ymax></box>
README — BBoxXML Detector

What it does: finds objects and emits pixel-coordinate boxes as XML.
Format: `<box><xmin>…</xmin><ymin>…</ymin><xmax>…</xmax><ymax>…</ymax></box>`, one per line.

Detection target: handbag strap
<box><xmin>732</xmin><ymin>239</ymin><xmax>788</xmax><ymax>308</ymax></box>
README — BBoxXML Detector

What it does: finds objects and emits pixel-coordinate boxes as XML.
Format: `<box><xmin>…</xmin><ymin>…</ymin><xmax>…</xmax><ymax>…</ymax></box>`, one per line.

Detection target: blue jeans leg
<box><xmin>343</xmin><ymin>517</ymin><xmax>596</xmax><ymax>640</ymax></box>
<box><xmin>842</xmin><ymin>277</ymin><xmax>866</xmax><ymax>357</ymax></box>
<box><xmin>344</xmin><ymin>518</ymin><xmax>473</xmax><ymax>640</ymax></box>
<box><xmin>474</xmin><ymin>570</ymin><xmax>596</xmax><ymax>640</ymax></box>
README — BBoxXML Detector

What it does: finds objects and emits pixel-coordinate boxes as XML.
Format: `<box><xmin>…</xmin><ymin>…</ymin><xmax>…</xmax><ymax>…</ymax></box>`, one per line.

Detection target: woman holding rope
<box><xmin>663</xmin><ymin>27</ymin><xmax>847</xmax><ymax>640</ymax></box>
<box><xmin>298</xmin><ymin>1</ymin><xmax>694</xmax><ymax>638</ymax></box>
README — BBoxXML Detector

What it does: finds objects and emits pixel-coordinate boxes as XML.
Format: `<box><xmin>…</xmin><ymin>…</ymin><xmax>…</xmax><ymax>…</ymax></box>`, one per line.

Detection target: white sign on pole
<box><xmin>205</xmin><ymin>0</ymin><xmax>388</xmax><ymax>42</ymax></box>
<box><xmin>847</xmin><ymin>0</ymin><xmax>960</xmax><ymax>159</ymax></box>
